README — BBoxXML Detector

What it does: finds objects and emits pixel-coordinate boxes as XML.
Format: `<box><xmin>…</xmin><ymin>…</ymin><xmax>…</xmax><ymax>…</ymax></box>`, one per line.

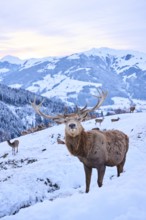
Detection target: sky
<box><xmin>0</xmin><ymin>0</ymin><xmax>146</xmax><ymax>59</ymax></box>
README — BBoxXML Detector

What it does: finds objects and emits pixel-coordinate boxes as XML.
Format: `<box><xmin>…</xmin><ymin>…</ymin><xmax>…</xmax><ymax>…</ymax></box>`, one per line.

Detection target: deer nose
<box><xmin>69</xmin><ymin>123</ymin><xmax>76</xmax><ymax>129</ymax></box>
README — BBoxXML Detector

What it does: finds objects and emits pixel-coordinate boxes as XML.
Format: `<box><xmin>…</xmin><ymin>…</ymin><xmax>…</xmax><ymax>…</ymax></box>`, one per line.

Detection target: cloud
<box><xmin>0</xmin><ymin>0</ymin><xmax>146</xmax><ymax>58</ymax></box>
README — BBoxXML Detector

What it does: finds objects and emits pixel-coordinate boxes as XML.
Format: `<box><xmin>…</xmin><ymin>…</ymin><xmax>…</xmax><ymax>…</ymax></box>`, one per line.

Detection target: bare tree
<box><xmin>31</xmin><ymin>89</ymin><xmax>129</xmax><ymax>193</ymax></box>
<box><xmin>7</xmin><ymin>140</ymin><xmax>19</xmax><ymax>155</ymax></box>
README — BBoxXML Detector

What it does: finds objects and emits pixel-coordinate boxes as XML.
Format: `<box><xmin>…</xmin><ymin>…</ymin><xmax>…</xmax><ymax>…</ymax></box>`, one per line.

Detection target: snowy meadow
<box><xmin>0</xmin><ymin>112</ymin><xmax>146</xmax><ymax>220</ymax></box>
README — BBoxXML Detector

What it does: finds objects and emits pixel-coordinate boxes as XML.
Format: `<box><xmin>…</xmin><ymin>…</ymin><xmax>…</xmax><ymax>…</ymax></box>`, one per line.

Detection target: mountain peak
<box><xmin>0</xmin><ymin>55</ymin><xmax>23</xmax><ymax>64</ymax></box>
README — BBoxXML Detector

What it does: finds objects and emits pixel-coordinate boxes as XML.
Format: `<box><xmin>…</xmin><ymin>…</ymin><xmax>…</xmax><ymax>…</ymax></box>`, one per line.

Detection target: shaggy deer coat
<box><xmin>31</xmin><ymin>89</ymin><xmax>129</xmax><ymax>193</ymax></box>
<box><xmin>65</xmin><ymin>119</ymin><xmax>129</xmax><ymax>193</ymax></box>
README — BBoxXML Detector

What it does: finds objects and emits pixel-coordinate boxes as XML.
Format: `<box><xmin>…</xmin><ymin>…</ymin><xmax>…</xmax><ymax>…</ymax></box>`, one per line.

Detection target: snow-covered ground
<box><xmin>0</xmin><ymin>112</ymin><xmax>146</xmax><ymax>220</ymax></box>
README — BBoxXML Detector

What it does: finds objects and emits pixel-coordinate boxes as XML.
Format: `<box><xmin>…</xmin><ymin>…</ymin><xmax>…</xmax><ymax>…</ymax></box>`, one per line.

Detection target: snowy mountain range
<box><xmin>0</xmin><ymin>48</ymin><xmax>146</xmax><ymax>108</ymax></box>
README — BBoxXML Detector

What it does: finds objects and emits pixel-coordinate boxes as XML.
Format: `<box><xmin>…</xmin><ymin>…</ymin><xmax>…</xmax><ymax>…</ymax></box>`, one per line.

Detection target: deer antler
<box><xmin>75</xmin><ymin>104</ymin><xmax>87</xmax><ymax>115</ymax></box>
<box><xmin>77</xmin><ymin>88</ymin><xmax>108</xmax><ymax>118</ymax></box>
<box><xmin>31</xmin><ymin>88</ymin><xmax>107</xmax><ymax>122</ymax></box>
<box><xmin>31</xmin><ymin>97</ymin><xmax>66</xmax><ymax>121</ymax></box>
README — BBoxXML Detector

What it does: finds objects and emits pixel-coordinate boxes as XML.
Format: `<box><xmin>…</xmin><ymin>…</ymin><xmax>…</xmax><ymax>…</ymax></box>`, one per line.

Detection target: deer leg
<box><xmin>84</xmin><ymin>164</ymin><xmax>92</xmax><ymax>193</ymax></box>
<box><xmin>97</xmin><ymin>165</ymin><xmax>106</xmax><ymax>187</ymax></box>
<box><xmin>12</xmin><ymin>148</ymin><xmax>15</xmax><ymax>155</ymax></box>
<box><xmin>117</xmin><ymin>157</ymin><xmax>126</xmax><ymax>177</ymax></box>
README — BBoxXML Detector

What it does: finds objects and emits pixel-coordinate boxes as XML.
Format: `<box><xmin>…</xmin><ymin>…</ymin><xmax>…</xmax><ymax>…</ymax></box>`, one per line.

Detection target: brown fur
<box><xmin>92</xmin><ymin>127</ymin><xmax>100</xmax><ymax>131</ymax></box>
<box><xmin>7</xmin><ymin>140</ymin><xmax>19</xmax><ymax>155</ymax></box>
<box><xmin>130</xmin><ymin>106</ymin><xmax>135</xmax><ymax>113</ymax></box>
<box><xmin>21</xmin><ymin>125</ymin><xmax>46</xmax><ymax>136</ymax></box>
<box><xmin>21</xmin><ymin>131</ymin><xmax>29</xmax><ymax>136</ymax></box>
<box><xmin>95</xmin><ymin>118</ymin><xmax>104</xmax><ymax>126</ymax></box>
<box><xmin>64</xmin><ymin>118</ymin><xmax>129</xmax><ymax>193</ymax></box>
<box><xmin>111</xmin><ymin>117</ymin><xmax>120</xmax><ymax>122</ymax></box>
<box><xmin>30</xmin><ymin>92</ymin><xmax>128</xmax><ymax>193</ymax></box>
<box><xmin>57</xmin><ymin>138</ymin><xmax>65</xmax><ymax>145</ymax></box>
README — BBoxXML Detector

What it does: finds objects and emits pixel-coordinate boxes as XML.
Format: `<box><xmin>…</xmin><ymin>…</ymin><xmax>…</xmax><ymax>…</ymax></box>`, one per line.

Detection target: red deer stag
<box><xmin>31</xmin><ymin>89</ymin><xmax>129</xmax><ymax>193</ymax></box>
<box><xmin>7</xmin><ymin>140</ymin><xmax>19</xmax><ymax>155</ymax></box>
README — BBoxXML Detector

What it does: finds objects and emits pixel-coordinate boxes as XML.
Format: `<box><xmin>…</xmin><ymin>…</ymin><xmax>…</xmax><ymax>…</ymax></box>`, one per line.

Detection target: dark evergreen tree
<box><xmin>0</xmin><ymin>84</ymin><xmax>73</xmax><ymax>142</ymax></box>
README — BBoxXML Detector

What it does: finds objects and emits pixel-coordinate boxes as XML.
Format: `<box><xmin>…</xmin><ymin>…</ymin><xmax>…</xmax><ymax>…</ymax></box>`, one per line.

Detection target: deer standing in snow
<box><xmin>95</xmin><ymin>117</ymin><xmax>104</xmax><ymax>126</ymax></box>
<box><xmin>31</xmin><ymin>89</ymin><xmax>129</xmax><ymax>193</ymax></box>
<box><xmin>130</xmin><ymin>106</ymin><xmax>135</xmax><ymax>113</ymax></box>
<box><xmin>7</xmin><ymin>140</ymin><xmax>19</xmax><ymax>155</ymax></box>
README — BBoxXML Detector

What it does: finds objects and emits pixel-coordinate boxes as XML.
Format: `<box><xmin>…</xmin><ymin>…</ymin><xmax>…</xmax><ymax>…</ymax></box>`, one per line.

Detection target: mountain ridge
<box><xmin>0</xmin><ymin>47</ymin><xmax>146</xmax><ymax>107</ymax></box>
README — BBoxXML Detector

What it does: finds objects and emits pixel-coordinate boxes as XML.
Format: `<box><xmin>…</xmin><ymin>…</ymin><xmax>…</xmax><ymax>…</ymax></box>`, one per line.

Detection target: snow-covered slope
<box><xmin>0</xmin><ymin>83</ymin><xmax>70</xmax><ymax>142</ymax></box>
<box><xmin>84</xmin><ymin>47</ymin><xmax>146</xmax><ymax>73</ymax></box>
<box><xmin>0</xmin><ymin>48</ymin><xmax>146</xmax><ymax>107</ymax></box>
<box><xmin>0</xmin><ymin>112</ymin><xmax>146</xmax><ymax>219</ymax></box>
<box><xmin>0</xmin><ymin>55</ymin><xmax>23</xmax><ymax>65</ymax></box>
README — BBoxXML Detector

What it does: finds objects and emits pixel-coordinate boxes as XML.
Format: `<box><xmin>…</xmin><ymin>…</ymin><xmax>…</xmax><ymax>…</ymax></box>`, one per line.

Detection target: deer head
<box><xmin>31</xmin><ymin>88</ymin><xmax>108</xmax><ymax>137</ymax></box>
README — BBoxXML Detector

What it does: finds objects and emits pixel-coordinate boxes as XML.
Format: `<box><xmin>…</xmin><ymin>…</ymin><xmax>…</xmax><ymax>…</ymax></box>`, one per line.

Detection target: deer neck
<box><xmin>7</xmin><ymin>140</ymin><xmax>13</xmax><ymax>147</ymax></box>
<box><xmin>65</xmin><ymin>130</ymin><xmax>88</xmax><ymax>157</ymax></box>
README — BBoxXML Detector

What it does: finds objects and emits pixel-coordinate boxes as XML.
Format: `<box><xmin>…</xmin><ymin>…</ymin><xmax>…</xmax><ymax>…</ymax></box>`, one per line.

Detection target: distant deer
<box><xmin>130</xmin><ymin>106</ymin><xmax>135</xmax><ymax>113</ymax></box>
<box><xmin>7</xmin><ymin>140</ymin><xmax>19</xmax><ymax>155</ymax></box>
<box><xmin>57</xmin><ymin>137</ymin><xmax>65</xmax><ymax>144</ymax></box>
<box><xmin>31</xmin><ymin>89</ymin><xmax>129</xmax><ymax>193</ymax></box>
<box><xmin>21</xmin><ymin>124</ymin><xmax>46</xmax><ymax>136</ymax></box>
<box><xmin>36</xmin><ymin>124</ymin><xmax>46</xmax><ymax>131</ymax></box>
<box><xmin>111</xmin><ymin>117</ymin><xmax>120</xmax><ymax>122</ymax></box>
<box><xmin>21</xmin><ymin>130</ymin><xmax>29</xmax><ymax>136</ymax></box>
<box><xmin>95</xmin><ymin>117</ymin><xmax>104</xmax><ymax>126</ymax></box>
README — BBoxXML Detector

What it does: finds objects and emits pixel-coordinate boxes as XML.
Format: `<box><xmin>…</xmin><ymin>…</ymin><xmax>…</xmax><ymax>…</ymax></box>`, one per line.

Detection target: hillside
<box><xmin>0</xmin><ymin>112</ymin><xmax>146</xmax><ymax>219</ymax></box>
<box><xmin>0</xmin><ymin>48</ymin><xmax>146</xmax><ymax>108</ymax></box>
<box><xmin>0</xmin><ymin>84</ymin><xmax>72</xmax><ymax>142</ymax></box>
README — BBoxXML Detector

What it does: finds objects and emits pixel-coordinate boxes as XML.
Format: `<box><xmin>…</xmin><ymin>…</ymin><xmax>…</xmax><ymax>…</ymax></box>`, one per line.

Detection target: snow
<box><xmin>45</xmin><ymin>63</ymin><xmax>56</xmax><ymax>70</ymax></box>
<box><xmin>1</xmin><ymin>48</ymin><xmax>146</xmax><ymax>73</ymax></box>
<box><xmin>27</xmin><ymin>74</ymin><xmax>102</xmax><ymax>102</ymax></box>
<box><xmin>109</xmin><ymin>97</ymin><xmax>146</xmax><ymax>111</ymax></box>
<box><xmin>42</xmin><ymin>77</ymin><xmax>101</xmax><ymax>102</ymax></box>
<box><xmin>0</xmin><ymin>112</ymin><xmax>146</xmax><ymax>220</ymax></box>
<box><xmin>123</xmin><ymin>73</ymin><xmax>137</xmax><ymax>83</ymax></box>
<box><xmin>0</xmin><ymin>68</ymin><xmax>9</xmax><ymax>73</ymax></box>
<box><xmin>20</xmin><ymin>58</ymin><xmax>46</xmax><ymax>70</ymax></box>
<box><xmin>0</xmin><ymin>56</ymin><xmax>23</xmax><ymax>65</ymax></box>
<box><xmin>20</xmin><ymin>57</ymin><xmax>59</xmax><ymax>70</ymax></box>
<box><xmin>8</xmin><ymin>84</ymin><xmax>22</xmax><ymax>89</ymax></box>
<box><xmin>67</xmin><ymin>54</ymin><xmax>80</xmax><ymax>60</ymax></box>
<box><xmin>84</xmin><ymin>47</ymin><xmax>146</xmax><ymax>73</ymax></box>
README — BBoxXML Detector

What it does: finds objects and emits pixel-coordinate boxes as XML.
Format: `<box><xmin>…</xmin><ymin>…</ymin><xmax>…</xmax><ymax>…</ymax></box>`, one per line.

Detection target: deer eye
<box><xmin>64</xmin><ymin>117</ymin><xmax>70</xmax><ymax>123</ymax></box>
<box><xmin>64</xmin><ymin>119</ymin><xmax>67</xmax><ymax>123</ymax></box>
